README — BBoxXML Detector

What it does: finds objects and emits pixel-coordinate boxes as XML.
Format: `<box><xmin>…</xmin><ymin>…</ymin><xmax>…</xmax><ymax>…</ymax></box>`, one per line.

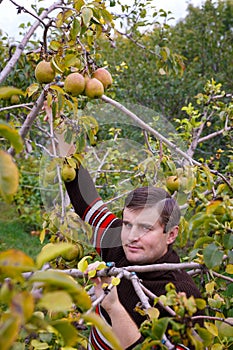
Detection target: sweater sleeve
<box><xmin>65</xmin><ymin>165</ymin><xmax>122</xmax><ymax>255</ymax></box>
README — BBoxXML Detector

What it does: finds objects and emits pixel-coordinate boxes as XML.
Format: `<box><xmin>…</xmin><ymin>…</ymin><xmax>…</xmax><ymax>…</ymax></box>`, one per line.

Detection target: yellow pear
<box><xmin>166</xmin><ymin>175</ymin><xmax>180</xmax><ymax>193</ymax></box>
<box><xmin>35</xmin><ymin>60</ymin><xmax>55</xmax><ymax>84</ymax></box>
<box><xmin>85</xmin><ymin>78</ymin><xmax>104</xmax><ymax>98</ymax></box>
<box><xmin>10</xmin><ymin>95</ymin><xmax>20</xmax><ymax>104</ymax></box>
<box><xmin>61</xmin><ymin>243</ymin><xmax>84</xmax><ymax>261</ymax></box>
<box><xmin>61</xmin><ymin>164</ymin><xmax>76</xmax><ymax>182</ymax></box>
<box><xmin>93</xmin><ymin>68</ymin><xmax>113</xmax><ymax>89</ymax></box>
<box><xmin>64</xmin><ymin>73</ymin><xmax>85</xmax><ymax>96</ymax></box>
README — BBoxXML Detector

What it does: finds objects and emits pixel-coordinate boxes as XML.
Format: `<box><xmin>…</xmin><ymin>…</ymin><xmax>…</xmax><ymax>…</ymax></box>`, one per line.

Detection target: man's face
<box><xmin>121</xmin><ymin>206</ymin><xmax>178</xmax><ymax>265</ymax></box>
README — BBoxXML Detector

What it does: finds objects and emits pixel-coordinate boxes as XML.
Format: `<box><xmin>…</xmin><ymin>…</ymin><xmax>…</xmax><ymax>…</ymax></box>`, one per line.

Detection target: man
<box><xmin>65</xmin><ymin>165</ymin><xmax>203</xmax><ymax>350</ymax></box>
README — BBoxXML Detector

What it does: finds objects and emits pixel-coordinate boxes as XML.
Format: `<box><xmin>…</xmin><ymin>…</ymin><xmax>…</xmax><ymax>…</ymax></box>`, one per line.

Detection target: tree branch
<box><xmin>0</xmin><ymin>0</ymin><xmax>62</xmax><ymax>84</ymax></box>
<box><xmin>0</xmin><ymin>103</ymin><xmax>33</xmax><ymax>112</ymax></box>
<box><xmin>101</xmin><ymin>95</ymin><xmax>233</xmax><ymax>192</ymax></box>
<box><xmin>198</xmin><ymin>126</ymin><xmax>232</xmax><ymax>143</ymax></box>
<box><xmin>101</xmin><ymin>95</ymin><xmax>199</xmax><ymax>167</ymax></box>
<box><xmin>8</xmin><ymin>88</ymin><xmax>46</xmax><ymax>156</ymax></box>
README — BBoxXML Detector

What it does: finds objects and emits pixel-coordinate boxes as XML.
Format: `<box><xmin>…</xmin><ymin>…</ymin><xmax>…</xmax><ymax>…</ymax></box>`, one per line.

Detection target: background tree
<box><xmin>0</xmin><ymin>1</ymin><xmax>232</xmax><ymax>349</ymax></box>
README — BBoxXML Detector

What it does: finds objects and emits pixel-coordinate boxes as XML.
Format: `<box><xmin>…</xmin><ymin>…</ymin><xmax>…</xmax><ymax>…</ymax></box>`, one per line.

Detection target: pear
<box><xmin>35</xmin><ymin>60</ymin><xmax>55</xmax><ymax>84</ymax></box>
<box><xmin>61</xmin><ymin>164</ymin><xmax>76</xmax><ymax>182</ymax></box>
<box><xmin>93</xmin><ymin>68</ymin><xmax>113</xmax><ymax>89</ymax></box>
<box><xmin>10</xmin><ymin>95</ymin><xmax>20</xmax><ymax>104</ymax></box>
<box><xmin>166</xmin><ymin>175</ymin><xmax>180</xmax><ymax>193</ymax></box>
<box><xmin>64</xmin><ymin>73</ymin><xmax>85</xmax><ymax>96</ymax></box>
<box><xmin>61</xmin><ymin>243</ymin><xmax>84</xmax><ymax>261</ymax></box>
<box><xmin>85</xmin><ymin>78</ymin><xmax>104</xmax><ymax>98</ymax></box>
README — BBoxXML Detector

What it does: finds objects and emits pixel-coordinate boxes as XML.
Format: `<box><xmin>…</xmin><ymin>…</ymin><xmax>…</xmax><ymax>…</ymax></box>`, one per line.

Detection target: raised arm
<box><xmin>64</xmin><ymin>165</ymin><xmax>122</xmax><ymax>256</ymax></box>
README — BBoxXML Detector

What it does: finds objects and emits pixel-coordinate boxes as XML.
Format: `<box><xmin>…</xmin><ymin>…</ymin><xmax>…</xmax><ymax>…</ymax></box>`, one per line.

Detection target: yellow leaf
<box><xmin>211</xmin><ymin>344</ymin><xmax>224</xmax><ymax>350</ymax></box>
<box><xmin>205</xmin><ymin>281</ymin><xmax>216</xmax><ymax>295</ymax></box>
<box><xmin>204</xmin><ymin>322</ymin><xmax>218</xmax><ymax>336</ymax></box>
<box><xmin>111</xmin><ymin>277</ymin><xmax>120</xmax><ymax>286</ymax></box>
<box><xmin>0</xmin><ymin>315</ymin><xmax>20</xmax><ymax>350</ymax></box>
<box><xmin>36</xmin><ymin>242</ymin><xmax>80</xmax><ymax>268</ymax></box>
<box><xmin>0</xmin><ymin>86</ymin><xmax>25</xmax><ymax>99</ymax></box>
<box><xmin>38</xmin><ymin>291</ymin><xmax>73</xmax><ymax>312</ymax></box>
<box><xmin>146</xmin><ymin>307</ymin><xmax>160</xmax><ymax>320</ymax></box>
<box><xmin>78</xmin><ymin>256</ymin><xmax>92</xmax><ymax>272</ymax></box>
<box><xmin>30</xmin><ymin>270</ymin><xmax>91</xmax><ymax>311</ymax></box>
<box><xmin>88</xmin><ymin>270</ymin><xmax>97</xmax><ymax>278</ymax></box>
<box><xmin>11</xmin><ymin>291</ymin><xmax>34</xmax><ymax>322</ymax></box>
<box><xmin>0</xmin><ymin>249</ymin><xmax>35</xmax><ymax>280</ymax></box>
<box><xmin>0</xmin><ymin>150</ymin><xmax>19</xmax><ymax>202</ymax></box>
<box><xmin>0</xmin><ymin>121</ymin><xmax>23</xmax><ymax>153</ymax></box>
<box><xmin>226</xmin><ymin>264</ymin><xmax>233</xmax><ymax>274</ymax></box>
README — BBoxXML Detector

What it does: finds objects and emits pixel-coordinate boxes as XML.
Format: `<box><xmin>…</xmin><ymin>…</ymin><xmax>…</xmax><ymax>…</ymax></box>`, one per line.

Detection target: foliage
<box><xmin>0</xmin><ymin>0</ymin><xmax>232</xmax><ymax>349</ymax></box>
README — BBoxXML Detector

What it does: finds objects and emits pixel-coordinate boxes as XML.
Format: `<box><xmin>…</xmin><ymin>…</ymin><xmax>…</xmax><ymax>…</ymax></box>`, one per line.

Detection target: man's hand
<box><xmin>86</xmin><ymin>261</ymin><xmax>120</xmax><ymax>313</ymax></box>
<box><xmin>86</xmin><ymin>261</ymin><xmax>142</xmax><ymax>349</ymax></box>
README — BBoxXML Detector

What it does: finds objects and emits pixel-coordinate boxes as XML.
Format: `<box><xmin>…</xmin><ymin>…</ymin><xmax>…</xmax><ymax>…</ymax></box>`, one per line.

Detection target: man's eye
<box><xmin>123</xmin><ymin>222</ymin><xmax>132</xmax><ymax>229</ymax></box>
<box><xmin>142</xmin><ymin>225</ymin><xmax>151</xmax><ymax>232</ymax></box>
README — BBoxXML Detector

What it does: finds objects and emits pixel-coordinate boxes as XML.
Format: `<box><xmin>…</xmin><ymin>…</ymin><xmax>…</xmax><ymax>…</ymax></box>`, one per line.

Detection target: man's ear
<box><xmin>166</xmin><ymin>226</ymin><xmax>179</xmax><ymax>245</ymax></box>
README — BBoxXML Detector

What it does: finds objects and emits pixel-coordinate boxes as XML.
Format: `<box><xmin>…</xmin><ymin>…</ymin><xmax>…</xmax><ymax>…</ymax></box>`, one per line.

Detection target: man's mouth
<box><xmin>126</xmin><ymin>245</ymin><xmax>142</xmax><ymax>252</ymax></box>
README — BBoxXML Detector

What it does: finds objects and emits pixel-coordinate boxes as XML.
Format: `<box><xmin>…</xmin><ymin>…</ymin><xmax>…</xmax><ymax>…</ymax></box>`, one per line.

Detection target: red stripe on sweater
<box><xmin>91</xmin><ymin>306</ymin><xmax>112</xmax><ymax>350</ymax></box>
<box><xmin>89</xmin><ymin>205</ymin><xmax>108</xmax><ymax>225</ymax></box>
<box><xmin>82</xmin><ymin>197</ymin><xmax>102</xmax><ymax>220</ymax></box>
<box><xmin>92</xmin><ymin>327</ymin><xmax>112</xmax><ymax>350</ymax></box>
<box><xmin>95</xmin><ymin>213</ymin><xmax>116</xmax><ymax>253</ymax></box>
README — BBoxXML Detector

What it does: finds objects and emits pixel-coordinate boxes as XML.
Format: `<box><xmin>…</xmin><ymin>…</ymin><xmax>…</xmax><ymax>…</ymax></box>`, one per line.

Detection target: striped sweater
<box><xmin>65</xmin><ymin>166</ymin><xmax>203</xmax><ymax>350</ymax></box>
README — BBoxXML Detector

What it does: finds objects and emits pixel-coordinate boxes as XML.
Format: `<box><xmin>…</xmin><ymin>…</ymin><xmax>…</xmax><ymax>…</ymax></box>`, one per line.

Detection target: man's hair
<box><xmin>124</xmin><ymin>186</ymin><xmax>181</xmax><ymax>233</ymax></box>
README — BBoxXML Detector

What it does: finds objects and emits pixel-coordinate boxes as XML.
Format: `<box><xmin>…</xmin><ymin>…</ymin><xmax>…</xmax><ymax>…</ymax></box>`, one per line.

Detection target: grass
<box><xmin>0</xmin><ymin>201</ymin><xmax>46</xmax><ymax>259</ymax></box>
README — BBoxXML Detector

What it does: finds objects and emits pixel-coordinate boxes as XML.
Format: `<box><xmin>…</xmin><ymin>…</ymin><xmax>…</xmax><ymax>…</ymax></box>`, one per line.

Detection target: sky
<box><xmin>0</xmin><ymin>0</ymin><xmax>204</xmax><ymax>39</ymax></box>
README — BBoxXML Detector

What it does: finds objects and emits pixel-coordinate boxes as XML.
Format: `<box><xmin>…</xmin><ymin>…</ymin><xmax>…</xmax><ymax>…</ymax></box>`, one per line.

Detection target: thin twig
<box><xmin>191</xmin><ymin>315</ymin><xmax>233</xmax><ymax>326</ymax></box>
<box><xmin>0</xmin><ymin>103</ymin><xmax>33</xmax><ymax>112</ymax></box>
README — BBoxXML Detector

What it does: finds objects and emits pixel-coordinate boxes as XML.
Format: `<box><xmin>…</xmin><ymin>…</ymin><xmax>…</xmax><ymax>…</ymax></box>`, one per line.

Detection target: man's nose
<box><xmin>128</xmin><ymin>225</ymin><xmax>140</xmax><ymax>241</ymax></box>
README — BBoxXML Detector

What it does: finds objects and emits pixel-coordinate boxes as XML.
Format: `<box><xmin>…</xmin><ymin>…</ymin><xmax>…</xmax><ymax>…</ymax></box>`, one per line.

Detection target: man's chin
<box><xmin>125</xmin><ymin>253</ymin><xmax>146</xmax><ymax>265</ymax></box>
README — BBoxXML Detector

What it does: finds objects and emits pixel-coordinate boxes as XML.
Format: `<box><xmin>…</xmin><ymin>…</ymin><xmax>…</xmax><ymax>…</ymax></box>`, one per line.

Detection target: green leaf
<box><xmin>52</xmin><ymin>320</ymin><xmax>79</xmax><ymax>346</ymax></box>
<box><xmin>0</xmin><ymin>150</ymin><xmax>19</xmax><ymax>202</ymax></box>
<box><xmin>201</xmin><ymin>165</ymin><xmax>214</xmax><ymax>190</ymax></box>
<box><xmin>196</xmin><ymin>326</ymin><xmax>213</xmax><ymax>346</ymax></box>
<box><xmin>151</xmin><ymin>317</ymin><xmax>169</xmax><ymax>340</ymax></box>
<box><xmin>0</xmin><ymin>121</ymin><xmax>23</xmax><ymax>153</ymax></box>
<box><xmin>82</xmin><ymin>312</ymin><xmax>123</xmax><ymax>350</ymax></box>
<box><xmin>189</xmin><ymin>212</ymin><xmax>210</xmax><ymax>231</ymax></box>
<box><xmin>203</xmin><ymin>243</ymin><xmax>224</xmax><ymax>269</ymax></box>
<box><xmin>81</xmin><ymin>7</ymin><xmax>93</xmax><ymax>27</ymax></box>
<box><xmin>194</xmin><ymin>236</ymin><xmax>214</xmax><ymax>249</ymax></box>
<box><xmin>0</xmin><ymin>86</ymin><xmax>25</xmax><ymax>99</ymax></box>
<box><xmin>38</xmin><ymin>291</ymin><xmax>73</xmax><ymax>312</ymax></box>
<box><xmin>70</xmin><ymin>18</ymin><xmax>81</xmax><ymax>40</ymax></box>
<box><xmin>217</xmin><ymin>318</ymin><xmax>233</xmax><ymax>338</ymax></box>
<box><xmin>223</xmin><ymin>233</ymin><xmax>233</xmax><ymax>250</ymax></box>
